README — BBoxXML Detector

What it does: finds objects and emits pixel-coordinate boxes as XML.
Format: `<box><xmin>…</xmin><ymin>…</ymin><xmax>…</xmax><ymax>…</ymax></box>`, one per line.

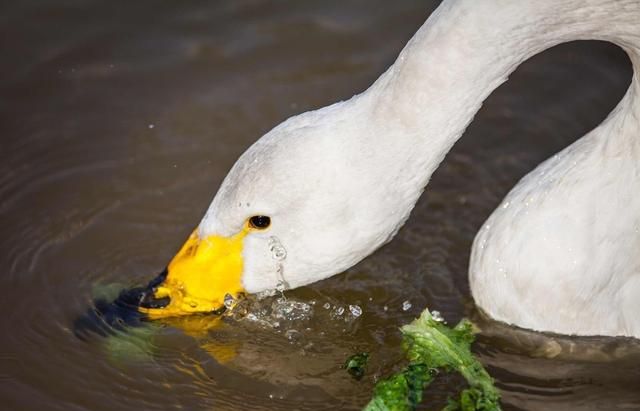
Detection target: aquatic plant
<box><xmin>364</xmin><ymin>310</ymin><xmax>501</xmax><ymax>411</ymax></box>
<box><xmin>344</xmin><ymin>352</ymin><xmax>370</xmax><ymax>380</ymax></box>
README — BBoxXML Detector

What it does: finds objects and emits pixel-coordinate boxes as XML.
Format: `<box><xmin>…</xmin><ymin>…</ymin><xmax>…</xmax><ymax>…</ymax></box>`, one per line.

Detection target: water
<box><xmin>1</xmin><ymin>1</ymin><xmax>639</xmax><ymax>410</ymax></box>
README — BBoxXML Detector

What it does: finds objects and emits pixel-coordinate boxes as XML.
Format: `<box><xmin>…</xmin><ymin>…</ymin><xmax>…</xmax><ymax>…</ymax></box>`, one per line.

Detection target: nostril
<box><xmin>139</xmin><ymin>291</ymin><xmax>171</xmax><ymax>309</ymax></box>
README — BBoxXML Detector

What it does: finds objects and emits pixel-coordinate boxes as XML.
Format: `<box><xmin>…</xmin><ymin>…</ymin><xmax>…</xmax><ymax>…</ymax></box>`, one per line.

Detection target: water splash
<box><xmin>272</xmin><ymin>298</ymin><xmax>313</xmax><ymax>322</ymax></box>
<box><xmin>232</xmin><ymin>295</ymin><xmax>315</xmax><ymax>330</ymax></box>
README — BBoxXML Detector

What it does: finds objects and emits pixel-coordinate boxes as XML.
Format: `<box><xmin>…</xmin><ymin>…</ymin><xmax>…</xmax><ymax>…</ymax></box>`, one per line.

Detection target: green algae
<box><xmin>345</xmin><ymin>352</ymin><xmax>370</xmax><ymax>380</ymax></box>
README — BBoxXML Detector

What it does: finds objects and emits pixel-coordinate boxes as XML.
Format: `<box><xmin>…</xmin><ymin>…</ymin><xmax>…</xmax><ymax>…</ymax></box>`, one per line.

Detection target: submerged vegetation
<box><xmin>364</xmin><ymin>310</ymin><xmax>501</xmax><ymax>411</ymax></box>
<box><xmin>344</xmin><ymin>352</ymin><xmax>370</xmax><ymax>380</ymax></box>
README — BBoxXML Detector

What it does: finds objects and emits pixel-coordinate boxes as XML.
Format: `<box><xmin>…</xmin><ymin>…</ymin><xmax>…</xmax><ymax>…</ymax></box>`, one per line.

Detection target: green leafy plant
<box><xmin>364</xmin><ymin>310</ymin><xmax>501</xmax><ymax>411</ymax></box>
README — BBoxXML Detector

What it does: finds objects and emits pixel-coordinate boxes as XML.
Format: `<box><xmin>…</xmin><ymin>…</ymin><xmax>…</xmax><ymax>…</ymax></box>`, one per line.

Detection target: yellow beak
<box><xmin>139</xmin><ymin>228</ymin><xmax>247</xmax><ymax>319</ymax></box>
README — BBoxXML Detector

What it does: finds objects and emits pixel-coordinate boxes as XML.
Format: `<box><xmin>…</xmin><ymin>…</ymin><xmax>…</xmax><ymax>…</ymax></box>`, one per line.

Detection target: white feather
<box><xmin>200</xmin><ymin>0</ymin><xmax>640</xmax><ymax>337</ymax></box>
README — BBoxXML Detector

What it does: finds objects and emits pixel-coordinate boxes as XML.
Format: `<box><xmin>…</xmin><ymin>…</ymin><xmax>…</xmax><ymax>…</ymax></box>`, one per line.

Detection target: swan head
<box><xmin>140</xmin><ymin>99</ymin><xmax>419</xmax><ymax>318</ymax></box>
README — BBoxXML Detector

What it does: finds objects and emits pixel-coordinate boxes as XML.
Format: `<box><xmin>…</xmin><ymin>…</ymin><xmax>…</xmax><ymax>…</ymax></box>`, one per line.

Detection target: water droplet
<box><xmin>285</xmin><ymin>329</ymin><xmax>300</xmax><ymax>342</ymax></box>
<box><xmin>269</xmin><ymin>236</ymin><xmax>287</xmax><ymax>261</ymax></box>
<box><xmin>274</xmin><ymin>263</ymin><xmax>290</xmax><ymax>293</ymax></box>
<box><xmin>148</xmin><ymin>123</ymin><xmax>155</xmax><ymax>129</ymax></box>
<box><xmin>323</xmin><ymin>302</ymin><xmax>331</xmax><ymax>310</ymax></box>
<box><xmin>431</xmin><ymin>310</ymin><xmax>445</xmax><ymax>322</ymax></box>
<box><xmin>402</xmin><ymin>300</ymin><xmax>412</xmax><ymax>311</ymax></box>
<box><xmin>335</xmin><ymin>306</ymin><xmax>345</xmax><ymax>316</ymax></box>
<box><xmin>383</xmin><ymin>305</ymin><xmax>388</xmax><ymax>311</ymax></box>
<box><xmin>349</xmin><ymin>305</ymin><xmax>363</xmax><ymax>317</ymax></box>
<box><xmin>224</xmin><ymin>293</ymin><xmax>235</xmax><ymax>308</ymax></box>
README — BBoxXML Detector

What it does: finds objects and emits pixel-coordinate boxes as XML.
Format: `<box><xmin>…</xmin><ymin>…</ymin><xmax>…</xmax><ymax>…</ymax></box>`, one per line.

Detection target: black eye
<box><xmin>249</xmin><ymin>215</ymin><xmax>271</xmax><ymax>230</ymax></box>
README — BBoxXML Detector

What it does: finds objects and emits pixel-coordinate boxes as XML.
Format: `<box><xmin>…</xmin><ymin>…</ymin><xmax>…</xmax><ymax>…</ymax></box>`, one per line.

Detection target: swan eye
<box><xmin>248</xmin><ymin>215</ymin><xmax>271</xmax><ymax>230</ymax></box>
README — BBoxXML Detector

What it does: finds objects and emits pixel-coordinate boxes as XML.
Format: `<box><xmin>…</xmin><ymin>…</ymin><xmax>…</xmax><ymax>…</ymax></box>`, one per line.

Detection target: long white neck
<box><xmin>348</xmin><ymin>0</ymin><xmax>640</xmax><ymax>336</ymax></box>
<box><xmin>362</xmin><ymin>0</ymin><xmax>640</xmax><ymax>187</ymax></box>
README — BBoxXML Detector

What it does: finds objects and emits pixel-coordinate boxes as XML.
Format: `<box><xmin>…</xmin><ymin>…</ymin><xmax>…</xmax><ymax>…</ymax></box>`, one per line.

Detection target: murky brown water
<box><xmin>2</xmin><ymin>1</ymin><xmax>640</xmax><ymax>410</ymax></box>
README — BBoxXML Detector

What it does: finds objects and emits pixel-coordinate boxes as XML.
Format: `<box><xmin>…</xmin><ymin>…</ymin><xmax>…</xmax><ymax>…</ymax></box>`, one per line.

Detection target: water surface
<box><xmin>1</xmin><ymin>1</ymin><xmax>639</xmax><ymax>410</ymax></box>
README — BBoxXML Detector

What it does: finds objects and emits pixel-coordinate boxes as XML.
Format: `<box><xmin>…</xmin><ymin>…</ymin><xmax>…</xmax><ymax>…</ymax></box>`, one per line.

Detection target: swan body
<box><xmin>150</xmin><ymin>0</ymin><xmax>640</xmax><ymax>338</ymax></box>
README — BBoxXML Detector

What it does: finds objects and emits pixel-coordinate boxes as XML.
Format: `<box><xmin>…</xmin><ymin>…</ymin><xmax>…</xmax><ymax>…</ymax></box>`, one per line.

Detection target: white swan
<box><xmin>140</xmin><ymin>0</ymin><xmax>640</xmax><ymax>338</ymax></box>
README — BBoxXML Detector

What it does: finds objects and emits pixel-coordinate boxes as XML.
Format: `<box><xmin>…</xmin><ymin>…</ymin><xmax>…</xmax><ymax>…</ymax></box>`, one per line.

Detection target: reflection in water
<box><xmin>1</xmin><ymin>0</ymin><xmax>639</xmax><ymax>410</ymax></box>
